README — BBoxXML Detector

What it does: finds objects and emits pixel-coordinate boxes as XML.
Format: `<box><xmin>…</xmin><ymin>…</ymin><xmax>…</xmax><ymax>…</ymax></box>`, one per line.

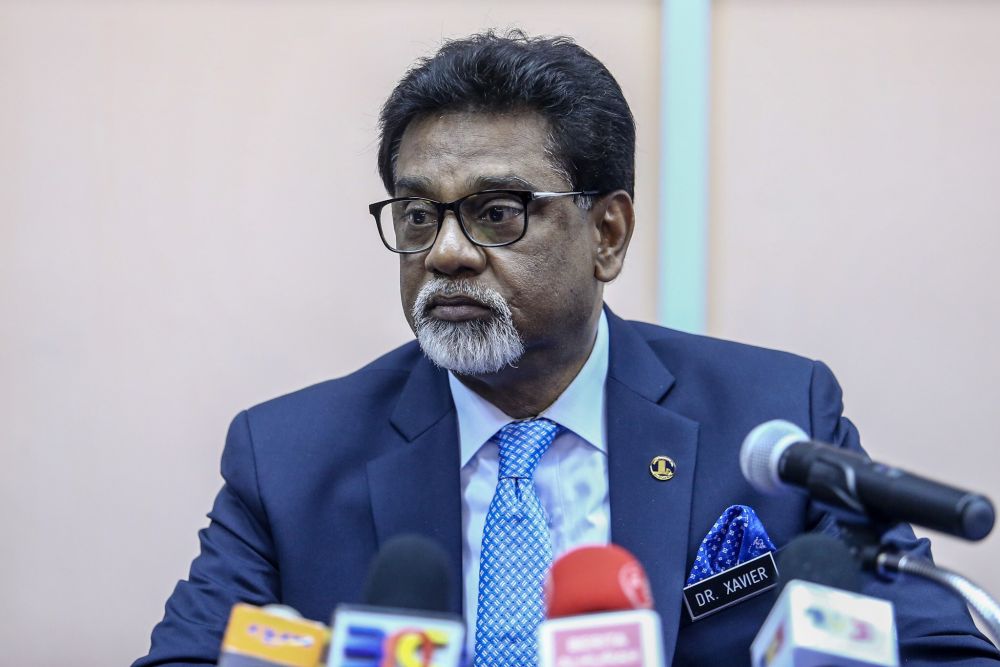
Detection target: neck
<box><xmin>453</xmin><ymin>309</ymin><xmax>602</xmax><ymax>419</ymax></box>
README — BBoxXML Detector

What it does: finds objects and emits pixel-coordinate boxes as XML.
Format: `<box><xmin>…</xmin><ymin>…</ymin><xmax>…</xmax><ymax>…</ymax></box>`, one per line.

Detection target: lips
<box><xmin>426</xmin><ymin>294</ymin><xmax>493</xmax><ymax>322</ymax></box>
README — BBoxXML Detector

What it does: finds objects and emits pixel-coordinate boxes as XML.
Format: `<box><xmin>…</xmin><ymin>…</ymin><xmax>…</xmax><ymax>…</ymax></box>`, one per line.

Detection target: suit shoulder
<box><xmin>626</xmin><ymin>319</ymin><xmax>818</xmax><ymax>381</ymax></box>
<box><xmin>622</xmin><ymin>319</ymin><xmax>834</xmax><ymax>456</ymax></box>
<box><xmin>243</xmin><ymin>339</ymin><xmax>423</xmax><ymax>423</ymax></box>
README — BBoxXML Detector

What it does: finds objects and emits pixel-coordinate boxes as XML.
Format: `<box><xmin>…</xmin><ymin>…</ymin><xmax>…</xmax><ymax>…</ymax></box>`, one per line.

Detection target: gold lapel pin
<box><xmin>649</xmin><ymin>455</ymin><xmax>676</xmax><ymax>481</ymax></box>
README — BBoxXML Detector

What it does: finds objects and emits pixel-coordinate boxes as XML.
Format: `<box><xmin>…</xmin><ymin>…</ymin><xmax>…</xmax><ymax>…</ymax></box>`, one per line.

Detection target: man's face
<box><xmin>394</xmin><ymin>110</ymin><xmax>606</xmax><ymax>376</ymax></box>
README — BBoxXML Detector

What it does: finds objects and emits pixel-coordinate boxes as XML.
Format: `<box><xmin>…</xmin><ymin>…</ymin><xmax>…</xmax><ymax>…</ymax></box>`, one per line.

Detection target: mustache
<box><xmin>412</xmin><ymin>278</ymin><xmax>511</xmax><ymax>321</ymax></box>
<box><xmin>410</xmin><ymin>277</ymin><xmax>524</xmax><ymax>373</ymax></box>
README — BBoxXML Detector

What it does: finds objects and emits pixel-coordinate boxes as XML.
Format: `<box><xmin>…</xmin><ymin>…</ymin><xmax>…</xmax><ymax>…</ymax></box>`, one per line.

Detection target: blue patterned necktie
<box><xmin>474</xmin><ymin>418</ymin><xmax>564</xmax><ymax>666</ymax></box>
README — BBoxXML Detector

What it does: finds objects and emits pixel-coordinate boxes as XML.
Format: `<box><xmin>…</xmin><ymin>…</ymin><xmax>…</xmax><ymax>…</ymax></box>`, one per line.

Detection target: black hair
<box><xmin>377</xmin><ymin>30</ymin><xmax>636</xmax><ymax>200</ymax></box>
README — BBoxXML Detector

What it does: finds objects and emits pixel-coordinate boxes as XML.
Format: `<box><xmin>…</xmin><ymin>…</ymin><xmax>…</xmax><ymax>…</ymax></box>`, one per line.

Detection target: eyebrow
<box><xmin>394</xmin><ymin>175</ymin><xmax>436</xmax><ymax>197</ymax></box>
<box><xmin>393</xmin><ymin>173</ymin><xmax>540</xmax><ymax>199</ymax></box>
<box><xmin>468</xmin><ymin>174</ymin><xmax>539</xmax><ymax>192</ymax></box>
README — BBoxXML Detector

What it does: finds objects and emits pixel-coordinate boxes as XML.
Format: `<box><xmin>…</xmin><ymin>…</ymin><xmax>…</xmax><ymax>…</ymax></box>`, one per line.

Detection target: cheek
<box><xmin>501</xmin><ymin>252</ymin><xmax>551</xmax><ymax>305</ymax></box>
<box><xmin>398</xmin><ymin>258</ymin><xmax>425</xmax><ymax>325</ymax></box>
<box><xmin>503</xmin><ymin>244</ymin><xmax>596</xmax><ymax>325</ymax></box>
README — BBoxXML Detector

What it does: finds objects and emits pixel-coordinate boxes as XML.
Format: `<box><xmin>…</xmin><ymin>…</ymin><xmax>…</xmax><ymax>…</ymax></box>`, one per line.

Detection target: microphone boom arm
<box><xmin>876</xmin><ymin>551</ymin><xmax>1000</xmax><ymax>648</ymax></box>
<box><xmin>832</xmin><ymin>516</ymin><xmax>1000</xmax><ymax>649</ymax></box>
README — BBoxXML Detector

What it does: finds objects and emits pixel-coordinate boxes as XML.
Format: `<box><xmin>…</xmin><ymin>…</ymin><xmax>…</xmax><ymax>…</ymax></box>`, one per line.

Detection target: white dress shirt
<box><xmin>448</xmin><ymin>310</ymin><xmax>611</xmax><ymax>652</ymax></box>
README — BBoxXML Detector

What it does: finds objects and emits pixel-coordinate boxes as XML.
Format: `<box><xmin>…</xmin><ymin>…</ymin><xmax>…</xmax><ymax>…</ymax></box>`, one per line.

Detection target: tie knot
<box><xmin>495</xmin><ymin>418</ymin><xmax>563</xmax><ymax>480</ymax></box>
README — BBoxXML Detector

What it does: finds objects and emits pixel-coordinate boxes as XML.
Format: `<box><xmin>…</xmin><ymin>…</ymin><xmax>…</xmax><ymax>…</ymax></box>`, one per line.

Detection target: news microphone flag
<box><xmin>751</xmin><ymin>580</ymin><xmax>899</xmax><ymax>667</ymax></box>
<box><xmin>326</xmin><ymin>535</ymin><xmax>464</xmax><ymax>667</ymax></box>
<box><xmin>539</xmin><ymin>545</ymin><xmax>665</xmax><ymax>667</ymax></box>
<box><xmin>218</xmin><ymin>603</ymin><xmax>330</xmax><ymax>667</ymax></box>
<box><xmin>327</xmin><ymin>605</ymin><xmax>465</xmax><ymax>667</ymax></box>
<box><xmin>539</xmin><ymin>609</ymin><xmax>664</xmax><ymax>667</ymax></box>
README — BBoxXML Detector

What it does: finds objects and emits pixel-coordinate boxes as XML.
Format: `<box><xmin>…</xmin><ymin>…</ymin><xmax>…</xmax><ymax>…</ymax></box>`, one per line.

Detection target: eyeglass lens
<box><xmin>380</xmin><ymin>191</ymin><xmax>527</xmax><ymax>251</ymax></box>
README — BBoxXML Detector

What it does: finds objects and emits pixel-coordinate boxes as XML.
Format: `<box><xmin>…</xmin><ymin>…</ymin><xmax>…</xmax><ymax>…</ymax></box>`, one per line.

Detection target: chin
<box><xmin>415</xmin><ymin>317</ymin><xmax>525</xmax><ymax>375</ymax></box>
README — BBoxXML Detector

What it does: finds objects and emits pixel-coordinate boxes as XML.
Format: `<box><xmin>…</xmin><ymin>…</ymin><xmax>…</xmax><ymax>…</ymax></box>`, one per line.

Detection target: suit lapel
<box><xmin>364</xmin><ymin>312</ymin><xmax>702</xmax><ymax>640</ymax></box>
<box><xmin>605</xmin><ymin>310</ymin><xmax>699</xmax><ymax>665</ymax></box>
<box><xmin>366</xmin><ymin>355</ymin><xmax>464</xmax><ymax>614</ymax></box>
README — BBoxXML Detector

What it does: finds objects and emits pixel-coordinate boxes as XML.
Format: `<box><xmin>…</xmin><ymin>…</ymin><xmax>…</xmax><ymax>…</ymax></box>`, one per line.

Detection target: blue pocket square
<box><xmin>687</xmin><ymin>504</ymin><xmax>776</xmax><ymax>585</ymax></box>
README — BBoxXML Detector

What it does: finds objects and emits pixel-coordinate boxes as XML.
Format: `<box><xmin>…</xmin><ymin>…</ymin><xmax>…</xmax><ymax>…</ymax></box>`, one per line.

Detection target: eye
<box><xmin>398</xmin><ymin>200</ymin><xmax>438</xmax><ymax>226</ymax></box>
<box><xmin>471</xmin><ymin>197</ymin><xmax>524</xmax><ymax>224</ymax></box>
<box><xmin>486</xmin><ymin>205</ymin><xmax>515</xmax><ymax>222</ymax></box>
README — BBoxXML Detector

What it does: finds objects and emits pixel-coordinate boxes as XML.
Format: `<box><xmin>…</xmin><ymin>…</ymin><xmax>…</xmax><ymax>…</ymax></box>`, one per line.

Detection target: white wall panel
<box><xmin>710</xmin><ymin>0</ymin><xmax>1000</xmax><ymax>606</ymax></box>
<box><xmin>0</xmin><ymin>2</ymin><xmax>660</xmax><ymax>664</ymax></box>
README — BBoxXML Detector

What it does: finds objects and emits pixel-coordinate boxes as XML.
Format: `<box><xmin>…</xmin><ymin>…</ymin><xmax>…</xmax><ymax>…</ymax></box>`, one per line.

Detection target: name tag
<box><xmin>682</xmin><ymin>552</ymin><xmax>778</xmax><ymax>622</ymax></box>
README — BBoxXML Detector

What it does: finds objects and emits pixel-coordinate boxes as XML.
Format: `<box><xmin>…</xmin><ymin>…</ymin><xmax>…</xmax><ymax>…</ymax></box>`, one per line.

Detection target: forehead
<box><xmin>393</xmin><ymin>110</ymin><xmax>570</xmax><ymax>199</ymax></box>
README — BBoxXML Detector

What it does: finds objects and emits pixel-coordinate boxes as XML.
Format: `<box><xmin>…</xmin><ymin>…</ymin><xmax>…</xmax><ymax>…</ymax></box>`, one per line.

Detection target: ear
<box><xmin>592</xmin><ymin>190</ymin><xmax>635</xmax><ymax>283</ymax></box>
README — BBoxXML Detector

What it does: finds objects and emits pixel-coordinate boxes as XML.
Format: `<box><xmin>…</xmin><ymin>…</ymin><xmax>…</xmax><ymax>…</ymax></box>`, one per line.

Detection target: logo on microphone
<box><xmin>618</xmin><ymin>561</ymin><xmax>653</xmax><ymax>609</ymax></box>
<box><xmin>246</xmin><ymin>623</ymin><xmax>317</xmax><ymax>648</ymax></box>
<box><xmin>804</xmin><ymin>606</ymin><xmax>879</xmax><ymax>643</ymax></box>
<box><xmin>342</xmin><ymin>625</ymin><xmax>451</xmax><ymax>667</ymax></box>
<box><xmin>328</xmin><ymin>608</ymin><xmax>465</xmax><ymax>667</ymax></box>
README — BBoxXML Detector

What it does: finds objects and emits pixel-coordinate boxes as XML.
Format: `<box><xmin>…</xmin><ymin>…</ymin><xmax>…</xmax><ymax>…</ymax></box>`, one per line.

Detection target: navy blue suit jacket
<box><xmin>135</xmin><ymin>310</ymin><xmax>998</xmax><ymax>665</ymax></box>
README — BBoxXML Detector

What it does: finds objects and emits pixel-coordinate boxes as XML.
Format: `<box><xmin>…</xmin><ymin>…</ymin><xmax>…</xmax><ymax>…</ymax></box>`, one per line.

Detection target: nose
<box><xmin>424</xmin><ymin>211</ymin><xmax>487</xmax><ymax>276</ymax></box>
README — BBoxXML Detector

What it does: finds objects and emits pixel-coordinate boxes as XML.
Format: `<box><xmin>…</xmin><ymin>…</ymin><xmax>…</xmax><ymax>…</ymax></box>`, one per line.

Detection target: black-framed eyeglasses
<box><xmin>367</xmin><ymin>189</ymin><xmax>600</xmax><ymax>254</ymax></box>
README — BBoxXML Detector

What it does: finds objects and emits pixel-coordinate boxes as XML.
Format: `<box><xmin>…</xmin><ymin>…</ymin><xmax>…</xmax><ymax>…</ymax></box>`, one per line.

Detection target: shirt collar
<box><xmin>449</xmin><ymin>310</ymin><xmax>609</xmax><ymax>467</ymax></box>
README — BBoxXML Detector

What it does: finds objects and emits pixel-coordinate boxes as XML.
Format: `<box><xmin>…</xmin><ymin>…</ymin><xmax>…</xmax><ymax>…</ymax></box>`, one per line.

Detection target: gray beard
<box><xmin>411</xmin><ymin>277</ymin><xmax>525</xmax><ymax>375</ymax></box>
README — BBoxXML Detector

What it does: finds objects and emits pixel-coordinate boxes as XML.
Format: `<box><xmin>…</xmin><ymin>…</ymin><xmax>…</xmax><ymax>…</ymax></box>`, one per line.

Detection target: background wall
<box><xmin>0</xmin><ymin>2</ymin><xmax>660</xmax><ymax>665</ymax></box>
<box><xmin>0</xmin><ymin>1</ymin><xmax>996</xmax><ymax>665</ymax></box>
<box><xmin>708</xmin><ymin>0</ymin><xmax>999</xmax><ymax>604</ymax></box>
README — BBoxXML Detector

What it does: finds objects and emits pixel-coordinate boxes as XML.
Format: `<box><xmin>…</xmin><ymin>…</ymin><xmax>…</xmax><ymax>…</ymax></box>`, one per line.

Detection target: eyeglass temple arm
<box><xmin>532</xmin><ymin>190</ymin><xmax>601</xmax><ymax>199</ymax></box>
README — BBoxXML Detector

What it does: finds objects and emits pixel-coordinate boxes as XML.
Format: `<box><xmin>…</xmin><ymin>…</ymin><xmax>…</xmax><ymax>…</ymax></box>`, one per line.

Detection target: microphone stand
<box><xmin>831</xmin><ymin>516</ymin><xmax>1000</xmax><ymax>647</ymax></box>
<box><xmin>875</xmin><ymin>551</ymin><xmax>1000</xmax><ymax>647</ymax></box>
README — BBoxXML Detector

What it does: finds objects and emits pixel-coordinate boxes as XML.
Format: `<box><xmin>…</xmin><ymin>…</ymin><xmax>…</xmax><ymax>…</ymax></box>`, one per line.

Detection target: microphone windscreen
<box><xmin>363</xmin><ymin>534</ymin><xmax>453</xmax><ymax>613</ymax></box>
<box><xmin>777</xmin><ymin>533</ymin><xmax>862</xmax><ymax>594</ymax></box>
<box><xmin>545</xmin><ymin>544</ymin><xmax>653</xmax><ymax>619</ymax></box>
<box><xmin>740</xmin><ymin>419</ymin><xmax>809</xmax><ymax>494</ymax></box>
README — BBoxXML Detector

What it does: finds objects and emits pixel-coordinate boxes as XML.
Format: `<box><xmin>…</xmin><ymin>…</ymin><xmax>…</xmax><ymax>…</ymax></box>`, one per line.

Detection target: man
<box><xmin>135</xmin><ymin>31</ymin><xmax>999</xmax><ymax>666</ymax></box>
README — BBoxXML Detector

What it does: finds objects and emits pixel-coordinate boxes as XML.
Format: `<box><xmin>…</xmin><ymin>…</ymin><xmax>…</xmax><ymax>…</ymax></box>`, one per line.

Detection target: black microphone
<box><xmin>740</xmin><ymin>420</ymin><xmax>995</xmax><ymax>541</ymax></box>
<box><xmin>328</xmin><ymin>534</ymin><xmax>465</xmax><ymax>667</ymax></box>
<box><xmin>753</xmin><ymin>533</ymin><xmax>899</xmax><ymax>666</ymax></box>
<box><xmin>776</xmin><ymin>533</ymin><xmax>862</xmax><ymax>594</ymax></box>
<box><xmin>363</xmin><ymin>533</ymin><xmax>453</xmax><ymax>612</ymax></box>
